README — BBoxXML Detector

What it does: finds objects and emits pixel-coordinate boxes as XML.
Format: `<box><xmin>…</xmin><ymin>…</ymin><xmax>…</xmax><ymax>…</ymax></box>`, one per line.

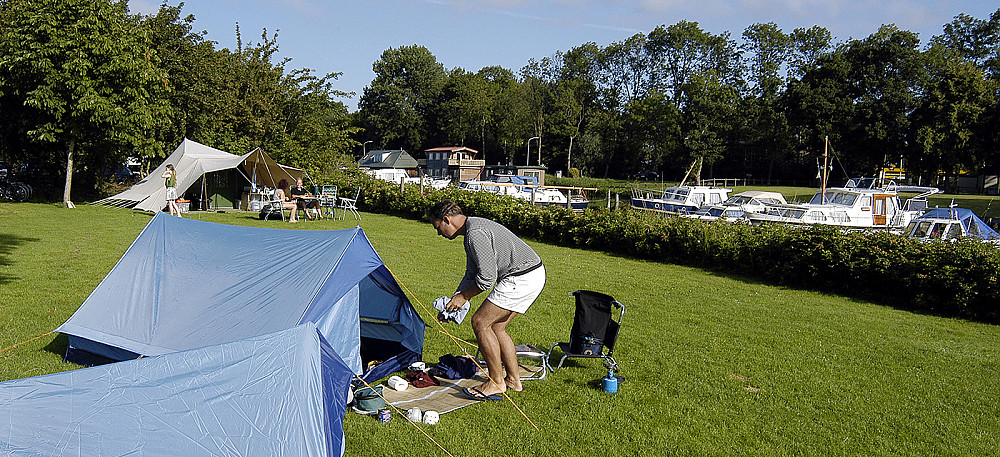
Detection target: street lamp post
<box><xmin>362</xmin><ymin>140</ymin><xmax>373</xmax><ymax>156</ymax></box>
<box><xmin>526</xmin><ymin>137</ymin><xmax>539</xmax><ymax>166</ymax></box>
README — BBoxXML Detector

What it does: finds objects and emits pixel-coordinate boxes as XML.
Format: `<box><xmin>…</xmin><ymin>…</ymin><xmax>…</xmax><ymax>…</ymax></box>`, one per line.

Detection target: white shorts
<box><xmin>486</xmin><ymin>265</ymin><xmax>545</xmax><ymax>314</ymax></box>
<box><xmin>165</xmin><ymin>187</ymin><xmax>178</xmax><ymax>201</ymax></box>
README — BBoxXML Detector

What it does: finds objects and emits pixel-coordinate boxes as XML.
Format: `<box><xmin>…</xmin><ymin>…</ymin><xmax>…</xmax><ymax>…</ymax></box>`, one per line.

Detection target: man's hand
<box><xmin>444</xmin><ymin>295</ymin><xmax>466</xmax><ymax>313</ymax></box>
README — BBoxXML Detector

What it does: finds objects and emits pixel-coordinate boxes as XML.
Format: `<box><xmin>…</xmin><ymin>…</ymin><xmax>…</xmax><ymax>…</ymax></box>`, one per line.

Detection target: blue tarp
<box><xmin>56</xmin><ymin>213</ymin><xmax>425</xmax><ymax>377</ymax></box>
<box><xmin>0</xmin><ymin>323</ymin><xmax>353</xmax><ymax>456</ymax></box>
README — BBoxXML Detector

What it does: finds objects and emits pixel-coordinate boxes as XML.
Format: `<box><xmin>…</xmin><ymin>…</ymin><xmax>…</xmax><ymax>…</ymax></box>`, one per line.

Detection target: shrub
<box><xmin>328</xmin><ymin>174</ymin><xmax>1000</xmax><ymax>324</ymax></box>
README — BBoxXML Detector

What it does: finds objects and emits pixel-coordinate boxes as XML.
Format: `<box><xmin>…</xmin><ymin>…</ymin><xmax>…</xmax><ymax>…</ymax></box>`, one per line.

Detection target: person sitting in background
<box><xmin>276</xmin><ymin>179</ymin><xmax>299</xmax><ymax>223</ymax></box>
<box><xmin>290</xmin><ymin>178</ymin><xmax>322</xmax><ymax>220</ymax></box>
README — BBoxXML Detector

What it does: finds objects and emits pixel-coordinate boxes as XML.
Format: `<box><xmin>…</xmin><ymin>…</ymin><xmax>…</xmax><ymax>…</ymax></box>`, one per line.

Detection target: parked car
<box><xmin>633</xmin><ymin>170</ymin><xmax>659</xmax><ymax>180</ymax></box>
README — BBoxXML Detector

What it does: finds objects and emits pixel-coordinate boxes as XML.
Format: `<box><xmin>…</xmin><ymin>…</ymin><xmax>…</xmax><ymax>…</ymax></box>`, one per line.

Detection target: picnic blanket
<box><xmin>380</xmin><ymin>364</ymin><xmax>543</xmax><ymax>414</ymax></box>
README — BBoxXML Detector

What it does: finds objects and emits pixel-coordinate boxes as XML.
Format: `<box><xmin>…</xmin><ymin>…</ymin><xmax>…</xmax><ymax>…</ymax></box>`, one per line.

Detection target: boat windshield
<box><xmin>725</xmin><ymin>195</ymin><xmax>752</xmax><ymax>205</ymax></box>
<box><xmin>662</xmin><ymin>188</ymin><xmax>689</xmax><ymax>202</ymax></box>
<box><xmin>910</xmin><ymin>221</ymin><xmax>933</xmax><ymax>237</ymax></box>
<box><xmin>830</xmin><ymin>193</ymin><xmax>858</xmax><ymax>206</ymax></box>
<box><xmin>946</xmin><ymin>223</ymin><xmax>965</xmax><ymax>239</ymax></box>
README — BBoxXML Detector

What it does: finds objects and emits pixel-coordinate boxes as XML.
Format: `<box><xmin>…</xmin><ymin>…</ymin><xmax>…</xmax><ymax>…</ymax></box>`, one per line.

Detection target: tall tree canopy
<box><xmin>356</xmin><ymin>45</ymin><xmax>447</xmax><ymax>152</ymax></box>
<box><xmin>0</xmin><ymin>0</ymin><xmax>165</xmax><ymax>205</ymax></box>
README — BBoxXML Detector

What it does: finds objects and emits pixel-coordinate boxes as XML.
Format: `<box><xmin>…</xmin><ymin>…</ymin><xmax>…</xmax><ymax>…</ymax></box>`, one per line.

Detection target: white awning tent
<box><xmin>96</xmin><ymin>138</ymin><xmax>303</xmax><ymax>212</ymax></box>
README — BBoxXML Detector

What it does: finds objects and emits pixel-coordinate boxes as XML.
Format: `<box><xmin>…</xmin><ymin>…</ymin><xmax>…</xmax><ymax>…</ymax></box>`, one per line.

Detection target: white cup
<box><xmin>422</xmin><ymin>410</ymin><xmax>440</xmax><ymax>425</ymax></box>
<box><xmin>406</xmin><ymin>407</ymin><xmax>422</xmax><ymax>422</ymax></box>
<box><xmin>386</xmin><ymin>375</ymin><xmax>408</xmax><ymax>392</ymax></box>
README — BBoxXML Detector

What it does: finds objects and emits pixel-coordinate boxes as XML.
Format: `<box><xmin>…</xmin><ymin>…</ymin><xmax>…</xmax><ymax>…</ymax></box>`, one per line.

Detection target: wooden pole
<box><xmin>679</xmin><ymin>159</ymin><xmax>697</xmax><ymax>187</ymax></box>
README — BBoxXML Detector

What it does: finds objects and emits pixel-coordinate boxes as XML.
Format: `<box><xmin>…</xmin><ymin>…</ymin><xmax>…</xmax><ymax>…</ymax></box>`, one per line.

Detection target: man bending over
<box><xmin>427</xmin><ymin>200</ymin><xmax>545</xmax><ymax>400</ymax></box>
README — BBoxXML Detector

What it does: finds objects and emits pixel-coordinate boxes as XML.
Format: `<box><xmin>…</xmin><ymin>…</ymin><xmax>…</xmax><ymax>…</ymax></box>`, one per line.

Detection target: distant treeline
<box><xmin>355</xmin><ymin>12</ymin><xmax>1000</xmax><ymax>188</ymax></box>
<box><xmin>1</xmin><ymin>1</ymin><xmax>998</xmax><ymax>202</ymax></box>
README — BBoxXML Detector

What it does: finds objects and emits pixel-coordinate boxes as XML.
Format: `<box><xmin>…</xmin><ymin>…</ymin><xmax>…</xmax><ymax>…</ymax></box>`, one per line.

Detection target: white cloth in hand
<box><xmin>432</xmin><ymin>296</ymin><xmax>470</xmax><ymax>324</ymax></box>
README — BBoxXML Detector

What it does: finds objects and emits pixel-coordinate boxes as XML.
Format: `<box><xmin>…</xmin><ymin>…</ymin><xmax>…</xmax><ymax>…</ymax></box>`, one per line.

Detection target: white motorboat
<box><xmin>629</xmin><ymin>185</ymin><xmax>731</xmax><ymax>215</ymax></box>
<box><xmin>746</xmin><ymin>179</ymin><xmax>940</xmax><ymax>231</ymax></box>
<box><xmin>683</xmin><ymin>190</ymin><xmax>787</xmax><ymax>222</ymax></box>
<box><xmin>903</xmin><ymin>207</ymin><xmax>1000</xmax><ymax>243</ymax></box>
<box><xmin>460</xmin><ymin>174</ymin><xmax>592</xmax><ymax>211</ymax></box>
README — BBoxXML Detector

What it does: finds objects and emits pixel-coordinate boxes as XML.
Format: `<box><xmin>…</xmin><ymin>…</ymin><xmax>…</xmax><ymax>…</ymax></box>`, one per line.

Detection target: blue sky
<box><xmin>127</xmin><ymin>1</ymin><xmax>996</xmax><ymax>111</ymax></box>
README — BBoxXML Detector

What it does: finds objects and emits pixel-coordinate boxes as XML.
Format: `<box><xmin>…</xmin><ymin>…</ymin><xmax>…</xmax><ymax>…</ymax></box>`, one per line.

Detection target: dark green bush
<box><xmin>331</xmin><ymin>173</ymin><xmax>1000</xmax><ymax>324</ymax></box>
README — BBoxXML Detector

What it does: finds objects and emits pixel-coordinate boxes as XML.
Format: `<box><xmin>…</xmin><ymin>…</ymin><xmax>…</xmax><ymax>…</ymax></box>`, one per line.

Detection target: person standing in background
<box><xmin>161</xmin><ymin>164</ymin><xmax>181</xmax><ymax>217</ymax></box>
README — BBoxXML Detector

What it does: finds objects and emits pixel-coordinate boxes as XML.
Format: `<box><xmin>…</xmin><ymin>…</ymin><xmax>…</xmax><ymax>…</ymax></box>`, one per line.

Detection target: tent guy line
<box><xmin>386</xmin><ymin>266</ymin><xmax>540</xmax><ymax>431</ymax></box>
<box><xmin>1</xmin><ymin>331</ymin><xmax>52</xmax><ymax>354</ymax></box>
<box><xmin>3</xmin><ymin>249</ymin><xmax>126</xmax><ymax>355</ymax></box>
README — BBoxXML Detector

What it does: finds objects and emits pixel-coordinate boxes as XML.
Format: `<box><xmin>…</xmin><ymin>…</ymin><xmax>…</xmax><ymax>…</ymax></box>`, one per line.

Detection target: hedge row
<box><xmin>332</xmin><ymin>171</ymin><xmax>1000</xmax><ymax>324</ymax></box>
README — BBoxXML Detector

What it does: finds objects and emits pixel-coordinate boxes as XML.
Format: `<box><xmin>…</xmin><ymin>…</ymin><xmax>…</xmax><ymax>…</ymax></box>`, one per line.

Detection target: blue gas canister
<box><xmin>602</xmin><ymin>370</ymin><xmax>618</xmax><ymax>393</ymax></box>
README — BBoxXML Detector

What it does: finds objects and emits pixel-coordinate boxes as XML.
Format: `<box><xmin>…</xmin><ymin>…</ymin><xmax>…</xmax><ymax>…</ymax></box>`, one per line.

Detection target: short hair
<box><xmin>427</xmin><ymin>200</ymin><xmax>463</xmax><ymax>221</ymax></box>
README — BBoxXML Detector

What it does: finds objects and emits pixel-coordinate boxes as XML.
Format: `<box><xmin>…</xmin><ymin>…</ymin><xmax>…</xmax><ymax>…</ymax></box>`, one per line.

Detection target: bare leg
<box><xmin>471</xmin><ymin>301</ymin><xmax>517</xmax><ymax>396</ymax></box>
<box><xmin>492</xmin><ymin>315</ymin><xmax>523</xmax><ymax>392</ymax></box>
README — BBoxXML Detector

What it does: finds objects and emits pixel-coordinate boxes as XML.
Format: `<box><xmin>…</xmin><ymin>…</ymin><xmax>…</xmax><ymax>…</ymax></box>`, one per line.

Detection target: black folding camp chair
<box><xmin>547</xmin><ymin>290</ymin><xmax>625</xmax><ymax>372</ymax></box>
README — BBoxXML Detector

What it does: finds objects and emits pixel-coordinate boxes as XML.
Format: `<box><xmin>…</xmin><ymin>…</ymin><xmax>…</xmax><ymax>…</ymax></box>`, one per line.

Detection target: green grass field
<box><xmin>2</xmin><ymin>202</ymin><xmax>999</xmax><ymax>455</ymax></box>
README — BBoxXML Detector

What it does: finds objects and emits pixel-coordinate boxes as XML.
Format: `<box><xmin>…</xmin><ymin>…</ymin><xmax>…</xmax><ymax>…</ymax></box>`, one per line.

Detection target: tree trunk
<box><xmin>567</xmin><ymin>135</ymin><xmax>574</xmax><ymax>173</ymax></box>
<box><xmin>63</xmin><ymin>138</ymin><xmax>75</xmax><ymax>208</ymax></box>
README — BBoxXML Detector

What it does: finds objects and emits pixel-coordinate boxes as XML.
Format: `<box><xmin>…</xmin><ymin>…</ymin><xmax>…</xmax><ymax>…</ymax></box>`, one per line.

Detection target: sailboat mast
<box><xmin>822</xmin><ymin>136</ymin><xmax>829</xmax><ymax>203</ymax></box>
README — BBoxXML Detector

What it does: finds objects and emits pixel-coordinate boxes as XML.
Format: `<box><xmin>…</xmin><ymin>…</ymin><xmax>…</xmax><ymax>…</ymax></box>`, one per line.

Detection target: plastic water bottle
<box><xmin>602</xmin><ymin>370</ymin><xmax>618</xmax><ymax>393</ymax></box>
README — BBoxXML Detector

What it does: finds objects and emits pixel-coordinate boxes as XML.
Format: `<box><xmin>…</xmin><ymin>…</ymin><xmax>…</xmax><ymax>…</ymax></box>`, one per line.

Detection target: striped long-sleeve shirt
<box><xmin>458</xmin><ymin>217</ymin><xmax>542</xmax><ymax>293</ymax></box>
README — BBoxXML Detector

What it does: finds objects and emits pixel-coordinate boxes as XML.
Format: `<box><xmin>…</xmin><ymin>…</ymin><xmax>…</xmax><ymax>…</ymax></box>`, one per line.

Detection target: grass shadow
<box><xmin>42</xmin><ymin>333</ymin><xmax>68</xmax><ymax>359</ymax></box>
<box><xmin>0</xmin><ymin>233</ymin><xmax>40</xmax><ymax>285</ymax></box>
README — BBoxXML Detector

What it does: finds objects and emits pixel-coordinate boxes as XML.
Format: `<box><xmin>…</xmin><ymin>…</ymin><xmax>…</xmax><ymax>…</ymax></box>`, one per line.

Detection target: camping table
<box><xmin>296</xmin><ymin>196</ymin><xmax>321</xmax><ymax>218</ymax></box>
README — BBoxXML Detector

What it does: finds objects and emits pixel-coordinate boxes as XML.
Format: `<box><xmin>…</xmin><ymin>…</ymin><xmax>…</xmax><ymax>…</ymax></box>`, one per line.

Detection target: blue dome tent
<box><xmin>1</xmin><ymin>323</ymin><xmax>353</xmax><ymax>456</ymax></box>
<box><xmin>56</xmin><ymin>212</ymin><xmax>425</xmax><ymax>381</ymax></box>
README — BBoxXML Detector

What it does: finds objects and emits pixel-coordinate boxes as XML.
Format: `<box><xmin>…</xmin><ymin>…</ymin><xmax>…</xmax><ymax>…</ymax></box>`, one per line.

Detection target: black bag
<box><xmin>570</xmin><ymin>333</ymin><xmax>603</xmax><ymax>355</ymax></box>
<box><xmin>258</xmin><ymin>204</ymin><xmax>283</xmax><ymax>220</ymax></box>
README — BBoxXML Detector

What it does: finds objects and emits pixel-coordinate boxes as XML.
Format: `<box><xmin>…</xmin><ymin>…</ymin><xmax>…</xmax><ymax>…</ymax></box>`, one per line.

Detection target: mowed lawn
<box><xmin>2</xmin><ymin>202</ymin><xmax>999</xmax><ymax>456</ymax></box>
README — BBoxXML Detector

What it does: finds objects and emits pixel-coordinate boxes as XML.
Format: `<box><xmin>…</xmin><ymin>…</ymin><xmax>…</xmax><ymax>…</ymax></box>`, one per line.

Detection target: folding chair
<box><xmin>547</xmin><ymin>290</ymin><xmax>625</xmax><ymax>373</ymax></box>
<box><xmin>475</xmin><ymin>344</ymin><xmax>549</xmax><ymax>381</ymax></box>
<box><xmin>339</xmin><ymin>187</ymin><xmax>361</xmax><ymax>221</ymax></box>
<box><xmin>260</xmin><ymin>188</ymin><xmax>287</xmax><ymax>221</ymax></box>
<box><xmin>319</xmin><ymin>185</ymin><xmax>338</xmax><ymax>219</ymax></box>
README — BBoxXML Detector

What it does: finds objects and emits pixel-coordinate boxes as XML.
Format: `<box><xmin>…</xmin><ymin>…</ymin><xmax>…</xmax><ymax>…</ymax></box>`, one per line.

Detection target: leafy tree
<box><xmin>842</xmin><ymin>26</ymin><xmax>924</xmax><ymax>175</ymax></box>
<box><xmin>909</xmin><ymin>45</ymin><xmax>995</xmax><ymax>179</ymax></box>
<box><xmin>0</xmin><ymin>0</ymin><xmax>166</xmax><ymax>205</ymax></box>
<box><xmin>931</xmin><ymin>10</ymin><xmax>1000</xmax><ymax>79</ymax></box>
<box><xmin>740</xmin><ymin>22</ymin><xmax>793</xmax><ymax>181</ymax></box>
<box><xmin>553</xmin><ymin>43</ymin><xmax>602</xmax><ymax>173</ymax></box>
<box><xmin>140</xmin><ymin>2</ymin><xmax>219</xmax><ymax>166</ymax></box>
<box><xmin>679</xmin><ymin>73</ymin><xmax>739</xmax><ymax>181</ymax></box>
<box><xmin>787</xmin><ymin>26</ymin><xmax>834</xmax><ymax>78</ymax></box>
<box><xmin>434</xmin><ymin>69</ymin><xmax>490</xmax><ymax>152</ymax></box>
<box><xmin>646</xmin><ymin>21</ymin><xmax>741</xmax><ymax>107</ymax></box>
<box><xmin>782</xmin><ymin>48</ymin><xmax>854</xmax><ymax>173</ymax></box>
<box><xmin>519</xmin><ymin>57</ymin><xmax>558</xmax><ymax>166</ymax></box>
<box><xmin>357</xmin><ymin>45</ymin><xmax>446</xmax><ymax>152</ymax></box>
<box><xmin>598</xmin><ymin>33</ymin><xmax>653</xmax><ymax>108</ymax></box>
